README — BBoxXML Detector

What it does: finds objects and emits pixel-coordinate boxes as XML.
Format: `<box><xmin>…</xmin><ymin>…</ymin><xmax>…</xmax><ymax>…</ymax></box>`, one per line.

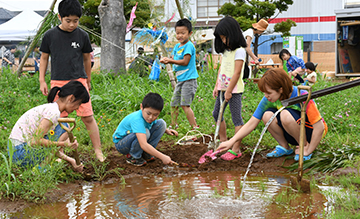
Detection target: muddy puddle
<box><xmin>2</xmin><ymin>171</ymin><xmax>332</xmax><ymax>218</ymax></box>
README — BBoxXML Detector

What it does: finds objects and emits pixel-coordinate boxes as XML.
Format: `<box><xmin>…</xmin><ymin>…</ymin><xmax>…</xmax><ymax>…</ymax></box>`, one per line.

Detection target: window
<box><xmin>197</xmin><ymin>0</ymin><xmax>234</xmax><ymax>18</ymax></box>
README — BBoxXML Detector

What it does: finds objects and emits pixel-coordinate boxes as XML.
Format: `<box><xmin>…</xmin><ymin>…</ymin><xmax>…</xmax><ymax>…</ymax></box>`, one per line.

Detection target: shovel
<box><xmin>290</xmin><ymin>85</ymin><xmax>312</xmax><ymax>193</ymax></box>
<box><xmin>209</xmin><ymin>90</ymin><xmax>226</xmax><ymax>150</ymax></box>
<box><xmin>58</xmin><ymin>118</ymin><xmax>80</xmax><ymax>165</ymax></box>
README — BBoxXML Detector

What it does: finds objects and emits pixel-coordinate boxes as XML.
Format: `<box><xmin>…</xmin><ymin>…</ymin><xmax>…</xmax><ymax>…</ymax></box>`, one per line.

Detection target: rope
<box><xmin>79</xmin><ymin>24</ymin><xmax>156</xmax><ymax>68</ymax></box>
<box><xmin>175</xmin><ymin>130</ymin><xmax>213</xmax><ymax>146</ymax></box>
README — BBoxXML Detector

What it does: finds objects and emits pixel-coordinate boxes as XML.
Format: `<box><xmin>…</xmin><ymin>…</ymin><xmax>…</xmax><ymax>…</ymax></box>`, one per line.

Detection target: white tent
<box><xmin>0</xmin><ymin>9</ymin><xmax>44</xmax><ymax>41</ymax></box>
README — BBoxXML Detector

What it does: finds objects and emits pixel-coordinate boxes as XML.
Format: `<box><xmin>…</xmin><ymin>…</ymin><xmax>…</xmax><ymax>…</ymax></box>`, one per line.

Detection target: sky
<box><xmin>0</xmin><ymin>0</ymin><xmax>59</xmax><ymax>12</ymax></box>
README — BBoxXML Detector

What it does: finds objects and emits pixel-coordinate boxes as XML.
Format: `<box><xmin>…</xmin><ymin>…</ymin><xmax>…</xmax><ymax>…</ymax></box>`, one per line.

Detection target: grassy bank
<box><xmin>1</xmin><ymin>67</ymin><xmax>360</xmax><ymax>216</ymax></box>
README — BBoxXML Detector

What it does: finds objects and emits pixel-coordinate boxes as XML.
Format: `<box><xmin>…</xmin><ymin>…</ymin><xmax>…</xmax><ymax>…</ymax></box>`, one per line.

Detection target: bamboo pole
<box><xmin>159</xmin><ymin>44</ymin><xmax>176</xmax><ymax>90</ymax></box>
<box><xmin>16</xmin><ymin>0</ymin><xmax>58</xmax><ymax>77</ymax></box>
<box><xmin>174</xmin><ymin>0</ymin><xmax>185</xmax><ymax>19</ymax></box>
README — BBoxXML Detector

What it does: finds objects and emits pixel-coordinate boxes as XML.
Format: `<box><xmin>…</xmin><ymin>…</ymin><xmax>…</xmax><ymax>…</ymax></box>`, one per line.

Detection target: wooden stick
<box><xmin>58</xmin><ymin>118</ymin><xmax>81</xmax><ymax>165</ymax></box>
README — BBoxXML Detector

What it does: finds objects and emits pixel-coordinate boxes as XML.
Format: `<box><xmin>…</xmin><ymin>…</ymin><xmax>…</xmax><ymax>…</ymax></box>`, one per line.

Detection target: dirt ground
<box><xmin>0</xmin><ymin>136</ymin><xmax>299</xmax><ymax>214</ymax></box>
<box><xmin>95</xmin><ymin>136</ymin><xmax>297</xmax><ymax>178</ymax></box>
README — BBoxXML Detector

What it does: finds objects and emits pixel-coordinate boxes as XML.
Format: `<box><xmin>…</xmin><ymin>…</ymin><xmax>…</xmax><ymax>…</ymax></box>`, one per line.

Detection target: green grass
<box><xmin>1</xmin><ymin>67</ymin><xmax>360</xmax><ymax>204</ymax></box>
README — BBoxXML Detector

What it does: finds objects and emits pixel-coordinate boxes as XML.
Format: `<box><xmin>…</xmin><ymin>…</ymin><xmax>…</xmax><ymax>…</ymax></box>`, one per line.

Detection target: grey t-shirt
<box><xmin>40</xmin><ymin>26</ymin><xmax>92</xmax><ymax>80</ymax></box>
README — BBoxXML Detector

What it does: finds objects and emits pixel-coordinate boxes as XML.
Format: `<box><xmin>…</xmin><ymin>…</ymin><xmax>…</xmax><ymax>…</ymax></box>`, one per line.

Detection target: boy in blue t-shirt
<box><xmin>160</xmin><ymin>18</ymin><xmax>199</xmax><ymax>130</ymax></box>
<box><xmin>113</xmin><ymin>93</ymin><xmax>178</xmax><ymax>166</ymax></box>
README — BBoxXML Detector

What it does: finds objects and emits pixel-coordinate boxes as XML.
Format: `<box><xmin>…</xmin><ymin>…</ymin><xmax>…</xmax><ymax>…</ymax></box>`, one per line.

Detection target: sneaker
<box><xmin>191</xmin><ymin>125</ymin><xmax>199</xmax><ymax>130</ymax></box>
<box><xmin>169</xmin><ymin>124</ymin><xmax>179</xmax><ymax>129</ymax></box>
<box><xmin>126</xmin><ymin>156</ymin><xmax>147</xmax><ymax>166</ymax></box>
<box><xmin>142</xmin><ymin>152</ymin><xmax>155</xmax><ymax>162</ymax></box>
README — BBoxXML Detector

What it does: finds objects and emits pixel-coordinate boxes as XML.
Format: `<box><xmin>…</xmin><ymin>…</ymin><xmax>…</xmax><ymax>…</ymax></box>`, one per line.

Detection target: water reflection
<box><xmin>6</xmin><ymin>171</ymin><xmax>327</xmax><ymax>218</ymax></box>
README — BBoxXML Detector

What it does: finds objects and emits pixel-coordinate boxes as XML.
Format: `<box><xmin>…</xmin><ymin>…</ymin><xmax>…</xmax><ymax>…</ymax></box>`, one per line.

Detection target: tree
<box><xmin>217</xmin><ymin>0</ymin><xmax>294</xmax><ymax>56</ymax></box>
<box><xmin>80</xmin><ymin>0</ymin><xmax>152</xmax><ymax>46</ymax></box>
<box><xmin>98</xmin><ymin>0</ymin><xmax>126</xmax><ymax>74</ymax></box>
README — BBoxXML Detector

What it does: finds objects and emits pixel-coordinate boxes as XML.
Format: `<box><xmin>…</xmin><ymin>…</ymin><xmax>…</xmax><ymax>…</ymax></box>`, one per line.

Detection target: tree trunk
<box><xmin>98</xmin><ymin>0</ymin><xmax>126</xmax><ymax>75</ymax></box>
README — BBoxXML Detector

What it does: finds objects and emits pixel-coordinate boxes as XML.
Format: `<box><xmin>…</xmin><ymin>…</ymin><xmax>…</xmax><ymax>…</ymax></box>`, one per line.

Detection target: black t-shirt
<box><xmin>40</xmin><ymin>26</ymin><xmax>92</xmax><ymax>80</ymax></box>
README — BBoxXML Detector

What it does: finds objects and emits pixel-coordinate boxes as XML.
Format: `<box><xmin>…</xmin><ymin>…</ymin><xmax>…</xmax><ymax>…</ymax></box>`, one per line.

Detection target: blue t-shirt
<box><xmin>253</xmin><ymin>86</ymin><xmax>302</xmax><ymax>120</ymax></box>
<box><xmin>112</xmin><ymin>110</ymin><xmax>157</xmax><ymax>143</ymax></box>
<box><xmin>286</xmin><ymin>56</ymin><xmax>305</xmax><ymax>72</ymax></box>
<box><xmin>171</xmin><ymin>41</ymin><xmax>198</xmax><ymax>82</ymax></box>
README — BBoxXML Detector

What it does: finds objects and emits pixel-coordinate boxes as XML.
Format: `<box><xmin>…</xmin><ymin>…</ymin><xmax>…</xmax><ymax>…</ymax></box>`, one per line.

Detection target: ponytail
<box><xmin>47</xmin><ymin>80</ymin><xmax>90</xmax><ymax>104</ymax></box>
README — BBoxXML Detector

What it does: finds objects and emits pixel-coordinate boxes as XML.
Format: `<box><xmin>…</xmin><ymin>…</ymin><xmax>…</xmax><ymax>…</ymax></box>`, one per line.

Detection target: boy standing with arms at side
<box><xmin>113</xmin><ymin>93</ymin><xmax>178</xmax><ymax>166</ymax></box>
<box><xmin>160</xmin><ymin>18</ymin><xmax>199</xmax><ymax>130</ymax></box>
<box><xmin>39</xmin><ymin>0</ymin><xmax>104</xmax><ymax>162</ymax></box>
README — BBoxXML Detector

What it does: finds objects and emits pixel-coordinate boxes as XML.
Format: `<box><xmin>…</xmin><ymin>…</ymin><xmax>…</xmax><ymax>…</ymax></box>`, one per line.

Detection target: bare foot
<box><xmin>95</xmin><ymin>150</ymin><xmax>105</xmax><ymax>162</ymax></box>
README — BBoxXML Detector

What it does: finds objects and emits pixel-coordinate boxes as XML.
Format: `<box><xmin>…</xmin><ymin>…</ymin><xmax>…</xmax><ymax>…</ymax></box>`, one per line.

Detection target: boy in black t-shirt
<box><xmin>39</xmin><ymin>0</ymin><xmax>104</xmax><ymax>162</ymax></box>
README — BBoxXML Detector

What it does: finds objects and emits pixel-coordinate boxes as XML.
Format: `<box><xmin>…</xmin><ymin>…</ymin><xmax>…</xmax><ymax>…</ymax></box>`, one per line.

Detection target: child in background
<box><xmin>39</xmin><ymin>0</ymin><xmax>104</xmax><ymax>162</ymax></box>
<box><xmin>215</xmin><ymin>68</ymin><xmax>328</xmax><ymax>161</ymax></box>
<box><xmin>212</xmin><ymin>16</ymin><xmax>247</xmax><ymax>161</ymax></box>
<box><xmin>242</xmin><ymin>19</ymin><xmax>268</xmax><ymax>77</ymax></box>
<box><xmin>9</xmin><ymin>81</ymin><xmax>89</xmax><ymax>172</ymax></box>
<box><xmin>304</xmin><ymin>62</ymin><xmax>317</xmax><ymax>85</ymax></box>
<box><xmin>160</xmin><ymin>18</ymin><xmax>199</xmax><ymax>130</ymax></box>
<box><xmin>279</xmin><ymin>49</ymin><xmax>305</xmax><ymax>84</ymax></box>
<box><xmin>113</xmin><ymin>93</ymin><xmax>178</xmax><ymax>166</ymax></box>
<box><xmin>1</xmin><ymin>45</ymin><xmax>17</xmax><ymax>69</ymax></box>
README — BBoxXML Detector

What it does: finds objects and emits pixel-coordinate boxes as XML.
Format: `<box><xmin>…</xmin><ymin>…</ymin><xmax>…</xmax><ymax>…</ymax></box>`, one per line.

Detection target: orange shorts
<box><xmin>50</xmin><ymin>78</ymin><xmax>93</xmax><ymax>117</ymax></box>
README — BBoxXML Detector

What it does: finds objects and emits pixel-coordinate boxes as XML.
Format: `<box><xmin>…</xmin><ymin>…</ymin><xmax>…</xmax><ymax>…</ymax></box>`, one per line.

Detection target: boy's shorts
<box><xmin>171</xmin><ymin>79</ymin><xmax>198</xmax><ymax>107</ymax></box>
<box><xmin>51</xmin><ymin>78</ymin><xmax>93</xmax><ymax>117</ymax></box>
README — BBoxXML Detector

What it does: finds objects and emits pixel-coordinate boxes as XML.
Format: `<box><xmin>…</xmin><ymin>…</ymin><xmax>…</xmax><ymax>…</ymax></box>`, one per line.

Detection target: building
<box><xmin>162</xmin><ymin>0</ymin><xmax>359</xmax><ymax>55</ymax></box>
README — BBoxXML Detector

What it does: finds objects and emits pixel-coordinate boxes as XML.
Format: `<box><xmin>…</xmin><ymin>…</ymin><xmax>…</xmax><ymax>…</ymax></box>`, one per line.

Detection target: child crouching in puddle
<box><xmin>215</xmin><ymin>68</ymin><xmax>328</xmax><ymax>161</ymax></box>
<box><xmin>113</xmin><ymin>93</ymin><xmax>178</xmax><ymax>166</ymax></box>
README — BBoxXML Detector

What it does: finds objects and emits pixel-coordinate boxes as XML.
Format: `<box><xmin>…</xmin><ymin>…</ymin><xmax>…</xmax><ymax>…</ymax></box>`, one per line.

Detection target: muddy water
<box><xmin>6</xmin><ymin>171</ymin><xmax>327</xmax><ymax>218</ymax></box>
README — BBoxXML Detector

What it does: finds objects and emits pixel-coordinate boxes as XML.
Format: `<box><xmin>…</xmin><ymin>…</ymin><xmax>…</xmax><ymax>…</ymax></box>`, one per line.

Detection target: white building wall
<box><xmin>268</xmin><ymin>0</ymin><xmax>344</xmax><ymax>35</ymax></box>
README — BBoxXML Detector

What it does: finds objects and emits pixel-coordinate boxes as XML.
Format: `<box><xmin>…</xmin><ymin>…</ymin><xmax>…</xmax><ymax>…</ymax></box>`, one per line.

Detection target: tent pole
<box><xmin>16</xmin><ymin>0</ymin><xmax>57</xmax><ymax>77</ymax></box>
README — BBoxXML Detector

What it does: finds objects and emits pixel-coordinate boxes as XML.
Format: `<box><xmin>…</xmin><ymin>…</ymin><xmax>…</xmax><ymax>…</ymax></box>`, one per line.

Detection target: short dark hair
<box><xmin>175</xmin><ymin>18</ymin><xmax>192</xmax><ymax>33</ymax></box>
<box><xmin>138</xmin><ymin>47</ymin><xmax>144</xmax><ymax>54</ymax></box>
<box><xmin>279</xmin><ymin>49</ymin><xmax>291</xmax><ymax>61</ymax></box>
<box><xmin>9</xmin><ymin>45</ymin><xmax>16</xmax><ymax>50</ymax></box>
<box><xmin>305</xmin><ymin>62</ymin><xmax>316</xmax><ymax>71</ymax></box>
<box><xmin>58</xmin><ymin>0</ymin><xmax>82</xmax><ymax>18</ymax></box>
<box><xmin>142</xmin><ymin>93</ymin><xmax>163</xmax><ymax>111</ymax></box>
<box><xmin>48</xmin><ymin>80</ymin><xmax>89</xmax><ymax>104</ymax></box>
<box><xmin>214</xmin><ymin>16</ymin><xmax>247</xmax><ymax>53</ymax></box>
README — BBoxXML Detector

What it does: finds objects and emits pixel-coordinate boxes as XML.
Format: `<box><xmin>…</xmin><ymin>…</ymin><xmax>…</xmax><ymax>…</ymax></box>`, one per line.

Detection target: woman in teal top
<box><xmin>215</xmin><ymin>68</ymin><xmax>327</xmax><ymax>161</ymax></box>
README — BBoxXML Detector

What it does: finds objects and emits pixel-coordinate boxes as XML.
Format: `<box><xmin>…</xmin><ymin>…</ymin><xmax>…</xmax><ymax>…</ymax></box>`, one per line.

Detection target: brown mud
<box><xmin>1</xmin><ymin>136</ymin><xmax>298</xmax><ymax>214</ymax></box>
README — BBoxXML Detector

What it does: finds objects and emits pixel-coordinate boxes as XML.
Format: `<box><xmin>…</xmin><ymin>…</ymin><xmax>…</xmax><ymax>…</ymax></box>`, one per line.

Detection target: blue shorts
<box><xmin>8</xmin><ymin>123</ymin><xmax>68</xmax><ymax>168</ymax></box>
<box><xmin>266</xmin><ymin>108</ymin><xmax>313</xmax><ymax>146</ymax></box>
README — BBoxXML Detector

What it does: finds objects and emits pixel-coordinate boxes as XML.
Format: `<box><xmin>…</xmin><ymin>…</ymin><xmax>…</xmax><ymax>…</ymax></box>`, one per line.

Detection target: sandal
<box><xmin>198</xmin><ymin>150</ymin><xmax>220</xmax><ymax>164</ymax></box>
<box><xmin>294</xmin><ymin>153</ymin><xmax>313</xmax><ymax>161</ymax></box>
<box><xmin>266</xmin><ymin>145</ymin><xmax>293</xmax><ymax>158</ymax></box>
<box><xmin>220</xmin><ymin>149</ymin><xmax>242</xmax><ymax>161</ymax></box>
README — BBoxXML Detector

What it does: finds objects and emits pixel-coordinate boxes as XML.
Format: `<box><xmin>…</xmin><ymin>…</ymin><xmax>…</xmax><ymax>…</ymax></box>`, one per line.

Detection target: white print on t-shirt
<box><xmin>71</xmin><ymin>42</ymin><xmax>80</xmax><ymax>49</ymax></box>
<box><xmin>176</xmin><ymin>69</ymin><xmax>188</xmax><ymax>77</ymax></box>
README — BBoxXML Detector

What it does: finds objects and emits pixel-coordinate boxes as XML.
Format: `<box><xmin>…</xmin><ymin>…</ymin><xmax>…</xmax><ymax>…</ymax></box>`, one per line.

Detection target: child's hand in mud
<box><xmin>216</xmin><ymin>141</ymin><xmax>232</xmax><ymax>153</ymax></box>
<box><xmin>72</xmin><ymin>163</ymin><xmax>84</xmax><ymax>173</ymax></box>
<box><xmin>166</xmin><ymin>128</ymin><xmax>178</xmax><ymax>136</ymax></box>
<box><xmin>161</xmin><ymin>155</ymin><xmax>173</xmax><ymax>165</ymax></box>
